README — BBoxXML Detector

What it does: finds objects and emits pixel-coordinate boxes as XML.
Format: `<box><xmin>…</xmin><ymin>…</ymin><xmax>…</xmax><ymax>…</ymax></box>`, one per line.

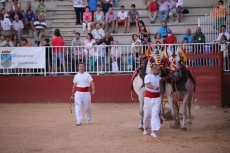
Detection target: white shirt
<box><xmin>176</xmin><ymin>0</ymin><xmax>184</xmax><ymax>7</ymax></box>
<box><xmin>73</xmin><ymin>72</ymin><xmax>93</xmax><ymax>87</ymax></box>
<box><xmin>117</xmin><ymin>11</ymin><xmax>127</xmax><ymax>20</ymax></box>
<box><xmin>110</xmin><ymin>46</ymin><xmax>122</xmax><ymax>58</ymax></box>
<box><xmin>73</xmin><ymin>0</ymin><xmax>85</xmax><ymax>8</ymax></box>
<box><xmin>216</xmin><ymin>32</ymin><xmax>230</xmax><ymax>41</ymax></box>
<box><xmin>92</xmin><ymin>28</ymin><xmax>105</xmax><ymax>40</ymax></box>
<box><xmin>89</xmin><ymin>48</ymin><xmax>98</xmax><ymax>57</ymax></box>
<box><xmin>131</xmin><ymin>39</ymin><xmax>141</xmax><ymax>48</ymax></box>
<box><xmin>98</xmin><ymin>44</ymin><xmax>106</xmax><ymax>57</ymax></box>
<box><xmin>144</xmin><ymin>74</ymin><xmax>161</xmax><ymax>92</ymax></box>
<box><xmin>12</xmin><ymin>20</ymin><xmax>24</xmax><ymax>31</ymax></box>
<box><xmin>0</xmin><ymin>18</ymin><xmax>12</xmax><ymax>30</ymax></box>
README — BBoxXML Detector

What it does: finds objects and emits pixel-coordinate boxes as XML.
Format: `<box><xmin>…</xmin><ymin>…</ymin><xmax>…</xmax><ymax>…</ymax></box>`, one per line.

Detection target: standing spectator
<box><xmin>12</xmin><ymin>15</ymin><xmax>24</xmax><ymax>41</ymax></box>
<box><xmin>216</xmin><ymin>25</ymin><xmax>230</xmax><ymax>41</ymax></box>
<box><xmin>218</xmin><ymin>35</ymin><xmax>229</xmax><ymax>70</ymax></box>
<box><xmin>164</xmin><ymin>29</ymin><xmax>177</xmax><ymax>44</ymax></box>
<box><xmin>51</xmin><ymin>30</ymin><xmax>68</xmax><ymax>76</ymax></box>
<box><xmin>11</xmin><ymin>0</ymin><xmax>21</xmax><ymax>12</ymax></box>
<box><xmin>71</xmin><ymin>32</ymin><xmax>85</xmax><ymax>72</ymax></box>
<box><xmin>110</xmin><ymin>40</ymin><xmax>122</xmax><ymax>71</ymax></box>
<box><xmin>0</xmin><ymin>0</ymin><xmax>10</xmax><ymax>14</ymax></box>
<box><xmin>33</xmin><ymin>15</ymin><xmax>46</xmax><ymax>45</ymax></box>
<box><xmin>103</xmin><ymin>31</ymin><xmax>114</xmax><ymax>53</ymax></box>
<box><xmin>97</xmin><ymin>40</ymin><xmax>106</xmax><ymax>74</ymax></box>
<box><xmin>36</xmin><ymin>0</ymin><xmax>46</xmax><ymax>19</ymax></box>
<box><xmin>0</xmin><ymin>13</ymin><xmax>13</xmax><ymax>37</ymax></box>
<box><xmin>182</xmin><ymin>38</ymin><xmax>192</xmax><ymax>52</ymax></box>
<box><xmin>42</xmin><ymin>38</ymin><xmax>52</xmax><ymax>73</ymax></box>
<box><xmin>10</xmin><ymin>6</ymin><xmax>23</xmax><ymax>21</ymax></box>
<box><xmin>11</xmin><ymin>34</ymin><xmax>18</xmax><ymax>46</ymax></box>
<box><xmin>105</xmin><ymin>7</ymin><xmax>116</xmax><ymax>33</ymax></box>
<box><xmin>24</xmin><ymin>1</ymin><xmax>35</xmax><ymax>14</ymax></box>
<box><xmin>127</xmin><ymin>4</ymin><xmax>139</xmax><ymax>33</ymax></box>
<box><xmin>115</xmin><ymin>5</ymin><xmax>127</xmax><ymax>33</ymax></box>
<box><xmin>158</xmin><ymin>21</ymin><xmax>170</xmax><ymax>38</ymax></box>
<box><xmin>211</xmin><ymin>0</ymin><xmax>226</xmax><ymax>30</ymax></box>
<box><xmin>131</xmin><ymin>34</ymin><xmax>142</xmax><ymax>59</ymax></box>
<box><xmin>69</xmin><ymin>0</ymin><xmax>86</xmax><ymax>25</ymax></box>
<box><xmin>88</xmin><ymin>43</ymin><xmax>97</xmax><ymax>71</ymax></box>
<box><xmin>87</xmin><ymin>0</ymin><xmax>97</xmax><ymax>17</ymax></box>
<box><xmin>148</xmin><ymin>0</ymin><xmax>158</xmax><ymax>24</ymax></box>
<box><xmin>82</xmin><ymin>6</ymin><xmax>92</xmax><ymax>34</ymax></box>
<box><xmin>114</xmin><ymin>0</ymin><xmax>119</xmax><ymax>7</ymax></box>
<box><xmin>0</xmin><ymin>35</ymin><xmax>13</xmax><ymax>46</ymax></box>
<box><xmin>93</xmin><ymin>5</ymin><xmax>105</xmax><ymax>29</ymax></box>
<box><xmin>181</xmin><ymin>29</ymin><xmax>193</xmax><ymax>43</ymax></box>
<box><xmin>193</xmin><ymin>27</ymin><xmax>205</xmax><ymax>43</ymax></box>
<box><xmin>158</xmin><ymin>0</ymin><xmax>170</xmax><ymax>22</ymax></box>
<box><xmin>169</xmin><ymin>0</ymin><xmax>176</xmax><ymax>22</ymax></box>
<box><xmin>136</xmin><ymin>20</ymin><xmax>151</xmax><ymax>42</ymax></box>
<box><xmin>127</xmin><ymin>53</ymin><xmax>135</xmax><ymax>71</ymax></box>
<box><xmin>143</xmin><ymin>0</ymin><xmax>149</xmax><ymax>8</ymax></box>
<box><xmin>92</xmin><ymin>22</ymin><xmax>105</xmax><ymax>42</ymax></box>
<box><xmin>84</xmin><ymin>33</ymin><xmax>96</xmax><ymax>61</ymax></box>
<box><xmin>102</xmin><ymin>0</ymin><xmax>112</xmax><ymax>14</ymax></box>
<box><xmin>24</xmin><ymin>9</ymin><xmax>35</xmax><ymax>35</ymax></box>
<box><xmin>175</xmin><ymin>0</ymin><xmax>184</xmax><ymax>23</ymax></box>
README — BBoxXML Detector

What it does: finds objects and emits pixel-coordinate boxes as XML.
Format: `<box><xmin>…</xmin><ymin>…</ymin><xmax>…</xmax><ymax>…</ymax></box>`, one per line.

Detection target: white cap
<box><xmin>1</xmin><ymin>0</ymin><xmax>6</xmax><ymax>3</ymax></box>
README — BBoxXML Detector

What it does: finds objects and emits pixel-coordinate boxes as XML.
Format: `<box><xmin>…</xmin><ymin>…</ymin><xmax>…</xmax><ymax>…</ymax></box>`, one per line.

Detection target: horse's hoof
<box><xmin>187</xmin><ymin>121</ymin><xmax>192</xmax><ymax>125</ymax></box>
<box><xmin>181</xmin><ymin>127</ymin><xmax>187</xmax><ymax>131</ymax></box>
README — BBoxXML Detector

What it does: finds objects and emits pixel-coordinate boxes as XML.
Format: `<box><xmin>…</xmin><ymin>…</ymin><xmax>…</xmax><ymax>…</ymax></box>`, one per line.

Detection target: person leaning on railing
<box><xmin>211</xmin><ymin>0</ymin><xmax>226</xmax><ymax>30</ymax></box>
<box><xmin>217</xmin><ymin>35</ymin><xmax>229</xmax><ymax>70</ymax></box>
<box><xmin>192</xmin><ymin>27</ymin><xmax>205</xmax><ymax>53</ymax></box>
<box><xmin>110</xmin><ymin>40</ymin><xmax>122</xmax><ymax>71</ymax></box>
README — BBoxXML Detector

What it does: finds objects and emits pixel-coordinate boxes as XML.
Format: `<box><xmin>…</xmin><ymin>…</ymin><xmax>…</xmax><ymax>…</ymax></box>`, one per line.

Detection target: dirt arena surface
<box><xmin>0</xmin><ymin>103</ymin><xmax>229</xmax><ymax>153</ymax></box>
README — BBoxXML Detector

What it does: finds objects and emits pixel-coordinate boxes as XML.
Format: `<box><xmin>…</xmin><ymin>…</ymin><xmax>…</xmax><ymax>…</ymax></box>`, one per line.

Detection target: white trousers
<box><xmin>143</xmin><ymin>97</ymin><xmax>161</xmax><ymax>131</ymax></box>
<box><xmin>74</xmin><ymin>91</ymin><xmax>92</xmax><ymax>124</ymax></box>
<box><xmin>83</xmin><ymin>22</ymin><xmax>91</xmax><ymax>31</ymax></box>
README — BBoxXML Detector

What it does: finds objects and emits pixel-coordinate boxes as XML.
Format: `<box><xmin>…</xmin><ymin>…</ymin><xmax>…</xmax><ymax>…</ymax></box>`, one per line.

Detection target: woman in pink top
<box><xmin>83</xmin><ymin>6</ymin><xmax>92</xmax><ymax>34</ymax></box>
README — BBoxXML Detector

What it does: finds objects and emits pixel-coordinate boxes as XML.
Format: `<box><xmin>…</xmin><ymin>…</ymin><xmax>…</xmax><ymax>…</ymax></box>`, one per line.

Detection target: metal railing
<box><xmin>0</xmin><ymin>43</ymin><xmax>229</xmax><ymax>76</ymax></box>
<box><xmin>198</xmin><ymin>0</ymin><xmax>230</xmax><ymax>42</ymax></box>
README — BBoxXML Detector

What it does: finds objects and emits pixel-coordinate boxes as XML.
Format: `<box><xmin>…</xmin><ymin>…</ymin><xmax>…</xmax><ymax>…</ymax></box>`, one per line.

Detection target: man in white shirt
<box><xmin>69</xmin><ymin>0</ymin><xmax>86</xmax><ymax>25</ymax></box>
<box><xmin>115</xmin><ymin>5</ymin><xmax>127</xmax><ymax>33</ymax></box>
<box><xmin>70</xmin><ymin>63</ymin><xmax>95</xmax><ymax>126</ymax></box>
<box><xmin>12</xmin><ymin>14</ymin><xmax>24</xmax><ymax>40</ymax></box>
<box><xmin>216</xmin><ymin>25</ymin><xmax>230</xmax><ymax>41</ymax></box>
<box><xmin>0</xmin><ymin>13</ymin><xmax>13</xmax><ymax>37</ymax></box>
<box><xmin>110</xmin><ymin>40</ymin><xmax>122</xmax><ymax>71</ymax></box>
<box><xmin>92</xmin><ymin>22</ymin><xmax>105</xmax><ymax>42</ymax></box>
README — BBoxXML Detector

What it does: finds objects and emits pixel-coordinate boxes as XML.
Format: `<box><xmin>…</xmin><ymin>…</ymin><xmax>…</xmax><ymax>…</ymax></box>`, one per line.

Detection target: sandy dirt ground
<box><xmin>0</xmin><ymin>103</ymin><xmax>230</xmax><ymax>153</ymax></box>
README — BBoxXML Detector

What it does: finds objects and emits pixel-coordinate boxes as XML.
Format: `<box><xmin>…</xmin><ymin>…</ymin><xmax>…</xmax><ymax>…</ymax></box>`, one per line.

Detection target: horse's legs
<box><xmin>173</xmin><ymin>93</ymin><xmax>180</xmax><ymax>125</ymax></box>
<box><xmin>138</xmin><ymin>88</ymin><xmax>145</xmax><ymax>129</ymax></box>
<box><xmin>181</xmin><ymin>96</ymin><xmax>188</xmax><ymax>130</ymax></box>
<box><xmin>187</xmin><ymin>95</ymin><xmax>193</xmax><ymax>125</ymax></box>
<box><xmin>160</xmin><ymin>81</ymin><xmax>166</xmax><ymax>121</ymax></box>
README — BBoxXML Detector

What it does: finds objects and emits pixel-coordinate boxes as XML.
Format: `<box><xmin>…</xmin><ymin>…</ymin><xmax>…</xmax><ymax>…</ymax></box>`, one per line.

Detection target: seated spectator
<box><xmin>105</xmin><ymin>7</ymin><xmax>116</xmax><ymax>33</ymax></box>
<box><xmin>11</xmin><ymin>0</ymin><xmax>21</xmax><ymax>12</ymax></box>
<box><xmin>11</xmin><ymin>34</ymin><xmax>18</xmax><ymax>46</ymax></box>
<box><xmin>169</xmin><ymin>0</ymin><xmax>176</xmax><ymax>22</ymax></box>
<box><xmin>158</xmin><ymin>0</ymin><xmax>170</xmax><ymax>22</ymax></box>
<box><xmin>84</xmin><ymin>33</ymin><xmax>96</xmax><ymax>57</ymax></box>
<box><xmin>93</xmin><ymin>5</ymin><xmax>105</xmax><ymax>29</ymax></box>
<box><xmin>24</xmin><ymin>1</ymin><xmax>35</xmax><ymax>14</ymax></box>
<box><xmin>21</xmin><ymin>37</ymin><xmax>32</xmax><ymax>46</ymax></box>
<box><xmin>82</xmin><ymin>6</ymin><xmax>92</xmax><ymax>34</ymax></box>
<box><xmin>0</xmin><ymin>13</ymin><xmax>13</xmax><ymax>37</ymax></box>
<box><xmin>142</xmin><ymin>35</ymin><xmax>151</xmax><ymax>53</ymax></box>
<box><xmin>175</xmin><ymin>0</ymin><xmax>183</xmax><ymax>23</ymax></box>
<box><xmin>110</xmin><ymin>40</ymin><xmax>122</xmax><ymax>71</ymax></box>
<box><xmin>12</xmin><ymin>15</ymin><xmax>24</xmax><ymax>41</ymax></box>
<box><xmin>127</xmin><ymin>4</ymin><xmax>139</xmax><ymax>33</ymax></box>
<box><xmin>36</xmin><ymin>0</ymin><xmax>47</xmax><ymax>19</ymax></box>
<box><xmin>51</xmin><ymin>29</ymin><xmax>68</xmax><ymax>76</ymax></box>
<box><xmin>92</xmin><ymin>22</ymin><xmax>105</xmax><ymax>43</ymax></box>
<box><xmin>97</xmin><ymin>40</ymin><xmax>106</xmax><ymax>74</ymax></box>
<box><xmin>0</xmin><ymin>35</ymin><xmax>5</xmax><ymax>43</ymax></box>
<box><xmin>115</xmin><ymin>5</ymin><xmax>127</xmax><ymax>33</ymax></box>
<box><xmin>0</xmin><ymin>0</ymin><xmax>10</xmax><ymax>14</ymax></box>
<box><xmin>10</xmin><ymin>6</ymin><xmax>23</xmax><ymax>21</ymax></box>
<box><xmin>216</xmin><ymin>25</ymin><xmax>230</xmax><ymax>41</ymax></box>
<box><xmin>148</xmin><ymin>0</ymin><xmax>158</xmax><ymax>24</ymax></box>
<box><xmin>102</xmin><ymin>0</ymin><xmax>112</xmax><ymax>14</ymax></box>
<box><xmin>158</xmin><ymin>21</ymin><xmax>170</xmax><ymax>38</ymax></box>
<box><xmin>131</xmin><ymin>34</ymin><xmax>142</xmax><ymax>58</ymax></box>
<box><xmin>71</xmin><ymin>32</ymin><xmax>85</xmax><ymax>72</ymax></box>
<box><xmin>164</xmin><ymin>30</ymin><xmax>177</xmax><ymax>44</ymax></box>
<box><xmin>0</xmin><ymin>35</ymin><xmax>13</xmax><ymax>46</ymax></box>
<box><xmin>211</xmin><ymin>0</ymin><xmax>226</xmax><ymax>29</ymax></box>
<box><xmin>33</xmin><ymin>14</ymin><xmax>46</xmax><ymax>45</ymax></box>
<box><xmin>24</xmin><ymin>9</ymin><xmax>35</xmax><ymax>34</ymax></box>
<box><xmin>193</xmin><ymin>27</ymin><xmax>205</xmax><ymax>43</ymax></box>
<box><xmin>181</xmin><ymin>28</ymin><xmax>193</xmax><ymax>43</ymax></box>
<box><xmin>136</xmin><ymin>20</ymin><xmax>151</xmax><ymax>42</ymax></box>
<box><xmin>1</xmin><ymin>8</ymin><xmax>8</xmax><ymax>18</ymax></box>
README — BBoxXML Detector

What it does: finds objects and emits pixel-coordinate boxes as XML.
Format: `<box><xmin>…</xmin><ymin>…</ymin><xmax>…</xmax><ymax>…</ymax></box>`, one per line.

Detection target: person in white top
<box><xmin>0</xmin><ymin>13</ymin><xmax>13</xmax><ymax>37</ymax></box>
<box><xmin>175</xmin><ymin>0</ymin><xmax>184</xmax><ymax>23</ymax></box>
<box><xmin>110</xmin><ymin>40</ymin><xmax>122</xmax><ymax>71</ymax></box>
<box><xmin>69</xmin><ymin>0</ymin><xmax>86</xmax><ymax>25</ymax></box>
<box><xmin>70</xmin><ymin>63</ymin><xmax>95</xmax><ymax>126</ymax></box>
<box><xmin>12</xmin><ymin>14</ymin><xmax>24</xmax><ymax>41</ymax></box>
<box><xmin>143</xmin><ymin>64</ymin><xmax>170</xmax><ymax>138</ymax></box>
<box><xmin>91</xmin><ymin>22</ymin><xmax>105</xmax><ymax>42</ymax></box>
<box><xmin>216</xmin><ymin>25</ymin><xmax>230</xmax><ymax>41</ymax></box>
<box><xmin>169</xmin><ymin>0</ymin><xmax>176</xmax><ymax>22</ymax></box>
<box><xmin>88</xmin><ymin>43</ymin><xmax>97</xmax><ymax>71</ymax></box>
<box><xmin>0</xmin><ymin>0</ymin><xmax>10</xmax><ymax>14</ymax></box>
<box><xmin>97</xmin><ymin>40</ymin><xmax>106</xmax><ymax>74</ymax></box>
<box><xmin>115</xmin><ymin>5</ymin><xmax>127</xmax><ymax>33</ymax></box>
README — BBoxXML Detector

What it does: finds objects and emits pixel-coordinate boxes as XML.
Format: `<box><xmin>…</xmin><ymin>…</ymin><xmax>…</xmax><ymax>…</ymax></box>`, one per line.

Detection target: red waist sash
<box><xmin>145</xmin><ymin>90</ymin><xmax>160</xmax><ymax>98</ymax></box>
<box><xmin>76</xmin><ymin>87</ymin><xmax>89</xmax><ymax>92</ymax></box>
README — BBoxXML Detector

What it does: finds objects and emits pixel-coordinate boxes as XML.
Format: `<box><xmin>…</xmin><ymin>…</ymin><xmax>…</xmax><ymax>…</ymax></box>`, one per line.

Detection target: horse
<box><xmin>165</xmin><ymin>45</ymin><xmax>196</xmax><ymax>130</ymax></box>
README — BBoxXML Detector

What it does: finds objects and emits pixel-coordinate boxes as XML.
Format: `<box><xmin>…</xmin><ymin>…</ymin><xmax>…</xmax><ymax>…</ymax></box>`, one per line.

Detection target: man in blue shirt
<box><xmin>157</xmin><ymin>21</ymin><xmax>170</xmax><ymax>38</ymax></box>
<box><xmin>181</xmin><ymin>28</ymin><xmax>193</xmax><ymax>43</ymax></box>
<box><xmin>87</xmin><ymin>0</ymin><xmax>97</xmax><ymax>12</ymax></box>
